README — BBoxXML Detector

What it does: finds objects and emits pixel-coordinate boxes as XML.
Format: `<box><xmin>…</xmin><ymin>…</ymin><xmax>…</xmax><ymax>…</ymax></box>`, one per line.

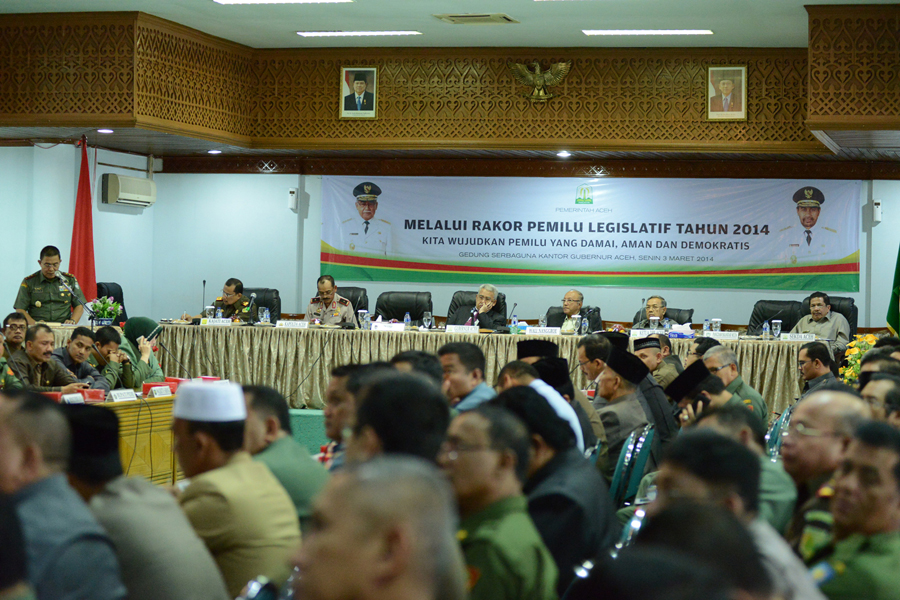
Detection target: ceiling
<box><xmin>0</xmin><ymin>0</ymin><xmax>895</xmax><ymax>49</ymax></box>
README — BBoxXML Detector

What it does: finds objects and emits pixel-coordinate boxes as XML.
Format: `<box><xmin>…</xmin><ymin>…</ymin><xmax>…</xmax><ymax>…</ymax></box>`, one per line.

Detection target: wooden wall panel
<box><xmin>0</xmin><ymin>13</ymin><xmax>136</xmax><ymax>124</ymax></box>
<box><xmin>807</xmin><ymin>5</ymin><xmax>900</xmax><ymax>129</ymax></box>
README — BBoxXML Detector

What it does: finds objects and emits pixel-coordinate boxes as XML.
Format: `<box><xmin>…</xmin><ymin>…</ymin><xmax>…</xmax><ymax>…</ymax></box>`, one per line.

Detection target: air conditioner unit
<box><xmin>101</xmin><ymin>173</ymin><xmax>157</xmax><ymax>208</ymax></box>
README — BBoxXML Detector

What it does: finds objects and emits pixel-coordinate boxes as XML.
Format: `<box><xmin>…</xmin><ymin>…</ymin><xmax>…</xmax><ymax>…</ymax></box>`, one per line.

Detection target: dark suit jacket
<box><xmin>445</xmin><ymin>303</ymin><xmax>505</xmax><ymax>329</ymax></box>
<box><xmin>344</xmin><ymin>91</ymin><xmax>374</xmax><ymax>111</ymax></box>
<box><xmin>710</xmin><ymin>93</ymin><xmax>741</xmax><ymax>113</ymax></box>
<box><xmin>524</xmin><ymin>447</ymin><xmax>619</xmax><ymax>595</ymax></box>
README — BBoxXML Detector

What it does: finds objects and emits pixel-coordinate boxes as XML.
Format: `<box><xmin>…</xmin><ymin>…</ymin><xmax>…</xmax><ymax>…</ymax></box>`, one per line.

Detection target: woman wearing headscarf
<box><xmin>119</xmin><ymin>317</ymin><xmax>165</xmax><ymax>391</ymax></box>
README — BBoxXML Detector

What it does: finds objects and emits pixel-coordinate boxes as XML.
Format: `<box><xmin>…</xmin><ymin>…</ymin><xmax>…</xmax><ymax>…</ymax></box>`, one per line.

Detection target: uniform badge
<box><xmin>35</xmin><ymin>301</ymin><xmax>42</xmax><ymax>308</ymax></box>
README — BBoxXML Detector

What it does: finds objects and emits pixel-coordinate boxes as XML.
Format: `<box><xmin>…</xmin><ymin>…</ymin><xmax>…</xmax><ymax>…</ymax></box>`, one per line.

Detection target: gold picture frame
<box><xmin>340</xmin><ymin>67</ymin><xmax>377</xmax><ymax>120</ymax></box>
<box><xmin>707</xmin><ymin>65</ymin><xmax>747</xmax><ymax>122</ymax></box>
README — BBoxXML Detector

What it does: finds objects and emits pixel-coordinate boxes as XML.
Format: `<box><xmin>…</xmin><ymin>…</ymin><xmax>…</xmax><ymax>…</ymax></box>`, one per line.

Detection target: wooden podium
<box><xmin>106</xmin><ymin>395</ymin><xmax>179</xmax><ymax>486</ymax></box>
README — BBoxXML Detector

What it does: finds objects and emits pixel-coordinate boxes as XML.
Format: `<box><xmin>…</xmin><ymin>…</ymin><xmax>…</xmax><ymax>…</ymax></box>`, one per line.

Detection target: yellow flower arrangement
<box><xmin>841</xmin><ymin>334</ymin><xmax>878</xmax><ymax>385</ymax></box>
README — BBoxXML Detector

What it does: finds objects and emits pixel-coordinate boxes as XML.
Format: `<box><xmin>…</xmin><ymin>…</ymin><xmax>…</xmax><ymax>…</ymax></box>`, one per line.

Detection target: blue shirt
<box><xmin>455</xmin><ymin>381</ymin><xmax>497</xmax><ymax>411</ymax></box>
<box><xmin>14</xmin><ymin>474</ymin><xmax>126</xmax><ymax>600</ymax></box>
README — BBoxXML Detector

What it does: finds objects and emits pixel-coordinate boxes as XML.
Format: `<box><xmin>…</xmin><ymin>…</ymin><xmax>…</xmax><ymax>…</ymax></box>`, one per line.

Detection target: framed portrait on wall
<box><xmin>707</xmin><ymin>65</ymin><xmax>747</xmax><ymax>121</ymax></box>
<box><xmin>340</xmin><ymin>67</ymin><xmax>377</xmax><ymax>119</ymax></box>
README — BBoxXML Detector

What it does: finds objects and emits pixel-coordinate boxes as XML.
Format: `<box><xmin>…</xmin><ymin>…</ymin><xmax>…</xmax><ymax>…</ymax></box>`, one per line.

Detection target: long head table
<box><xmin>149</xmin><ymin>325</ymin><xmax>804</xmax><ymax>417</ymax></box>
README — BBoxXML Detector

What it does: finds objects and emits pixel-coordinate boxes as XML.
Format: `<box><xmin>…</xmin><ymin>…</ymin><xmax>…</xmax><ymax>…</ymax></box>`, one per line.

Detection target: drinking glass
<box><xmin>423</xmin><ymin>311</ymin><xmax>433</xmax><ymax>329</ymax></box>
<box><xmin>572</xmin><ymin>314</ymin><xmax>582</xmax><ymax>333</ymax></box>
<box><xmin>772</xmin><ymin>319</ymin><xmax>782</xmax><ymax>339</ymax></box>
<box><xmin>539</xmin><ymin>314</ymin><xmax>547</xmax><ymax>327</ymax></box>
<box><xmin>649</xmin><ymin>316</ymin><xmax>660</xmax><ymax>330</ymax></box>
<box><xmin>711</xmin><ymin>318</ymin><xmax>722</xmax><ymax>332</ymax></box>
<box><xmin>205</xmin><ymin>306</ymin><xmax>215</xmax><ymax>319</ymax></box>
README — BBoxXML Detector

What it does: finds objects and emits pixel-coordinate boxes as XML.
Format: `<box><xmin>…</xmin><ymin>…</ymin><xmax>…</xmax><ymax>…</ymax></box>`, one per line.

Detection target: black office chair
<box><xmin>339</xmin><ymin>286</ymin><xmax>368</xmax><ymax>313</ymax></box>
<box><xmin>243</xmin><ymin>287</ymin><xmax>281</xmax><ymax>323</ymax></box>
<box><xmin>446</xmin><ymin>290</ymin><xmax>508</xmax><ymax>325</ymax></box>
<box><xmin>801</xmin><ymin>295</ymin><xmax>858</xmax><ymax>337</ymax></box>
<box><xmin>96</xmin><ymin>282</ymin><xmax>128</xmax><ymax>323</ymax></box>
<box><xmin>632</xmin><ymin>307</ymin><xmax>694</xmax><ymax>325</ymax></box>
<box><xmin>747</xmin><ymin>300</ymin><xmax>803</xmax><ymax>336</ymax></box>
<box><xmin>374</xmin><ymin>291</ymin><xmax>433</xmax><ymax>326</ymax></box>
<box><xmin>546</xmin><ymin>305</ymin><xmax>603</xmax><ymax>331</ymax></box>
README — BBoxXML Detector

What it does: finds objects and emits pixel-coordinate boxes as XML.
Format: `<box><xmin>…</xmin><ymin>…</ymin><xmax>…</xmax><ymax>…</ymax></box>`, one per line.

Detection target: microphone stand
<box><xmin>247</xmin><ymin>293</ymin><xmax>258</xmax><ymax>325</ymax></box>
<box><xmin>58</xmin><ymin>274</ymin><xmax>97</xmax><ymax>330</ymax></box>
<box><xmin>202</xmin><ymin>279</ymin><xmax>207</xmax><ymax>312</ymax></box>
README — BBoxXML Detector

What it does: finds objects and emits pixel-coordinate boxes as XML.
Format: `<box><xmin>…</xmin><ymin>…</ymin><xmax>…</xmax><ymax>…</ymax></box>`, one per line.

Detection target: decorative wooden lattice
<box><xmin>807</xmin><ymin>5</ymin><xmax>900</xmax><ymax>123</ymax></box>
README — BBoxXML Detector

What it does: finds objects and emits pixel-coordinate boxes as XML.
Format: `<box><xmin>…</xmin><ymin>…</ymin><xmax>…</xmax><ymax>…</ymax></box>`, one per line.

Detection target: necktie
<box><xmin>364</xmin><ymin>220</ymin><xmax>370</xmax><ymax>234</ymax></box>
<box><xmin>465</xmin><ymin>311</ymin><xmax>477</xmax><ymax>326</ymax></box>
<box><xmin>805</xmin><ymin>230</ymin><xmax>811</xmax><ymax>246</ymax></box>
<box><xmin>357</xmin><ymin>97</ymin><xmax>362</xmax><ymax>110</ymax></box>
<box><xmin>724</xmin><ymin>97</ymin><xmax>730</xmax><ymax>112</ymax></box>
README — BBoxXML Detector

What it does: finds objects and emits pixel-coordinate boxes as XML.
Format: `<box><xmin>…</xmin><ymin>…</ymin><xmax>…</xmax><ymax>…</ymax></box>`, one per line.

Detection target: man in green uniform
<box><xmin>2</xmin><ymin>313</ymin><xmax>28</xmax><ymax>360</ymax></box>
<box><xmin>809</xmin><ymin>421</ymin><xmax>900</xmax><ymax>598</ymax></box>
<box><xmin>242</xmin><ymin>385</ymin><xmax>329</xmax><ymax>534</ymax></box>
<box><xmin>14</xmin><ymin>246</ymin><xmax>86</xmax><ymax>325</ymax></box>
<box><xmin>87</xmin><ymin>326</ymin><xmax>134</xmax><ymax>390</ymax></box>
<box><xmin>305</xmin><ymin>275</ymin><xmax>357</xmax><ymax>326</ymax></box>
<box><xmin>0</xmin><ymin>330</ymin><xmax>24</xmax><ymax>391</ymax></box>
<box><xmin>8</xmin><ymin>324</ymin><xmax>87</xmax><ymax>393</ymax></box>
<box><xmin>439</xmin><ymin>405</ymin><xmax>558</xmax><ymax>600</ymax></box>
<box><xmin>665</xmin><ymin>360</ymin><xmax>766</xmax><ymax>432</ymax></box>
<box><xmin>703</xmin><ymin>345</ymin><xmax>770</xmax><ymax>422</ymax></box>
<box><xmin>183</xmin><ymin>278</ymin><xmax>257</xmax><ymax>323</ymax></box>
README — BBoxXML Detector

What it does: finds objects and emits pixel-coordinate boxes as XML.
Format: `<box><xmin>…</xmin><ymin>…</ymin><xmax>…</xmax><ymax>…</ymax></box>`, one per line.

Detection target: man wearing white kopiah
<box><xmin>340</xmin><ymin>181</ymin><xmax>392</xmax><ymax>255</ymax></box>
<box><xmin>171</xmin><ymin>381</ymin><xmax>300</xmax><ymax>598</ymax></box>
<box><xmin>780</xmin><ymin>186</ymin><xmax>838</xmax><ymax>264</ymax></box>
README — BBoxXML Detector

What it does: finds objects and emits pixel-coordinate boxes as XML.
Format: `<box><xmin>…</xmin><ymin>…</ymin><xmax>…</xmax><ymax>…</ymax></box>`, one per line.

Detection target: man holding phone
<box><xmin>665</xmin><ymin>361</ymin><xmax>766</xmax><ymax>431</ymax></box>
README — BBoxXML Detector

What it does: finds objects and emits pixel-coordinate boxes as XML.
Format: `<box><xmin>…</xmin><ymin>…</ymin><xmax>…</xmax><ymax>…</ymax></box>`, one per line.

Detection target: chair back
<box><xmin>747</xmin><ymin>300</ymin><xmax>803</xmax><ymax>336</ymax></box>
<box><xmin>340</xmin><ymin>286</ymin><xmax>369</xmax><ymax>313</ymax></box>
<box><xmin>609</xmin><ymin>425</ymin><xmax>655</xmax><ymax>508</ymax></box>
<box><xmin>243</xmin><ymin>287</ymin><xmax>281</xmax><ymax>323</ymax></box>
<box><xmin>374</xmin><ymin>291</ymin><xmax>433</xmax><ymax>325</ymax></box>
<box><xmin>632</xmin><ymin>307</ymin><xmax>694</xmax><ymax>325</ymax></box>
<box><xmin>447</xmin><ymin>290</ymin><xmax>508</xmax><ymax>323</ymax></box>
<box><xmin>801</xmin><ymin>295</ymin><xmax>858</xmax><ymax>337</ymax></box>
<box><xmin>96</xmin><ymin>282</ymin><xmax>128</xmax><ymax>322</ymax></box>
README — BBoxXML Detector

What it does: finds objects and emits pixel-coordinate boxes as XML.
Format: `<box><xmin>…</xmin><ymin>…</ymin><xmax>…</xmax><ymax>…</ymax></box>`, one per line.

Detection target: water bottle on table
<box><xmin>762</xmin><ymin>320</ymin><xmax>770</xmax><ymax>340</ymax></box>
<box><xmin>216</xmin><ymin>307</ymin><xmax>223</xmax><ymax>319</ymax></box>
<box><xmin>510</xmin><ymin>314</ymin><xmax>518</xmax><ymax>334</ymax></box>
<box><xmin>363</xmin><ymin>312</ymin><xmax>371</xmax><ymax>330</ymax></box>
<box><xmin>580</xmin><ymin>316</ymin><xmax>589</xmax><ymax>335</ymax></box>
<box><xmin>404</xmin><ymin>312</ymin><xmax>411</xmax><ymax>328</ymax></box>
<box><xmin>703</xmin><ymin>319</ymin><xmax>710</xmax><ymax>333</ymax></box>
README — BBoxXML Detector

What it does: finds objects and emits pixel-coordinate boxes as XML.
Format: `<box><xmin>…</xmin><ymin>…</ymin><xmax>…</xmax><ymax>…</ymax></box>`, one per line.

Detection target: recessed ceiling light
<box><xmin>583</xmin><ymin>29</ymin><xmax>713</xmax><ymax>36</ymax></box>
<box><xmin>207</xmin><ymin>150</ymin><xmax>222</xmax><ymax>154</ymax></box>
<box><xmin>557</xmin><ymin>151</ymin><xmax>572</xmax><ymax>158</ymax></box>
<box><xmin>297</xmin><ymin>30</ymin><xmax>422</xmax><ymax>37</ymax></box>
<box><xmin>97</xmin><ymin>129</ymin><xmax>114</xmax><ymax>134</ymax></box>
<box><xmin>215</xmin><ymin>0</ymin><xmax>351</xmax><ymax>4</ymax></box>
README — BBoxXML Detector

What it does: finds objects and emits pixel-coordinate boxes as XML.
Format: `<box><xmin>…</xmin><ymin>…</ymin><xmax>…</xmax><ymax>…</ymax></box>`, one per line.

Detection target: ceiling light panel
<box><xmin>297</xmin><ymin>30</ymin><xmax>422</xmax><ymax>37</ymax></box>
<box><xmin>583</xmin><ymin>29</ymin><xmax>713</xmax><ymax>36</ymax></box>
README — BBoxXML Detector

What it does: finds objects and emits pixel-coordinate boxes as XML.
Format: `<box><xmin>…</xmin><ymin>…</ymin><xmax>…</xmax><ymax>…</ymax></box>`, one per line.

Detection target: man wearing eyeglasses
<box><xmin>633</xmin><ymin>295</ymin><xmax>668</xmax><ymax>329</ymax></box>
<box><xmin>548</xmin><ymin>290</ymin><xmax>599</xmax><ymax>333</ymax></box>
<box><xmin>340</xmin><ymin>181</ymin><xmax>392</xmax><ymax>256</ymax></box>
<box><xmin>446</xmin><ymin>285</ymin><xmax>505</xmax><ymax>329</ymax></box>
<box><xmin>184</xmin><ymin>278</ymin><xmax>257</xmax><ymax>323</ymax></box>
<box><xmin>2</xmin><ymin>313</ymin><xmax>28</xmax><ymax>360</ymax></box>
<box><xmin>780</xmin><ymin>389</ymin><xmax>870</xmax><ymax>562</ymax></box>
<box><xmin>14</xmin><ymin>245</ymin><xmax>86</xmax><ymax>325</ymax></box>
<box><xmin>702</xmin><ymin>345</ymin><xmax>769</xmax><ymax>422</ymax></box>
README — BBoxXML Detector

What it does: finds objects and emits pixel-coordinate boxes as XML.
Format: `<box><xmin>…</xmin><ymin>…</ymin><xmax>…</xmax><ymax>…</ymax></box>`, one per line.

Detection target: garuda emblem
<box><xmin>508</xmin><ymin>60</ymin><xmax>572</xmax><ymax>102</ymax></box>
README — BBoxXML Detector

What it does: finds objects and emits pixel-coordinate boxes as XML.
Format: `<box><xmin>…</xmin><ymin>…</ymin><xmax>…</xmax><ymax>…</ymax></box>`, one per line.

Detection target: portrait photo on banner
<box><xmin>340</xmin><ymin>67</ymin><xmax>377</xmax><ymax>119</ymax></box>
<box><xmin>707</xmin><ymin>65</ymin><xmax>747</xmax><ymax>122</ymax></box>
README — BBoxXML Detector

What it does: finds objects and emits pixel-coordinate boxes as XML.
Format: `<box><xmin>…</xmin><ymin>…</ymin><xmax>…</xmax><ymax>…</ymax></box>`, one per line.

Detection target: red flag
<box><xmin>69</xmin><ymin>137</ymin><xmax>97</xmax><ymax>302</ymax></box>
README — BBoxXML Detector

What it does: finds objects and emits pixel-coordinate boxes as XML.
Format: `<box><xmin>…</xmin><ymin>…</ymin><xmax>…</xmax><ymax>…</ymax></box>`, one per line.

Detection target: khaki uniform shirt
<box><xmin>791</xmin><ymin>312</ymin><xmax>851</xmax><ymax>360</ymax></box>
<box><xmin>726</xmin><ymin>375</ymin><xmax>770</xmax><ymax>422</ymax></box>
<box><xmin>9</xmin><ymin>348</ymin><xmax>77</xmax><ymax>392</ymax></box>
<box><xmin>210</xmin><ymin>294</ymin><xmax>257</xmax><ymax>323</ymax></box>
<box><xmin>651</xmin><ymin>361</ymin><xmax>678</xmax><ymax>390</ymax></box>
<box><xmin>811</xmin><ymin>531</ymin><xmax>900</xmax><ymax>599</ymax></box>
<box><xmin>305</xmin><ymin>293</ymin><xmax>356</xmax><ymax>326</ymax></box>
<box><xmin>14</xmin><ymin>271</ymin><xmax>86</xmax><ymax>323</ymax></box>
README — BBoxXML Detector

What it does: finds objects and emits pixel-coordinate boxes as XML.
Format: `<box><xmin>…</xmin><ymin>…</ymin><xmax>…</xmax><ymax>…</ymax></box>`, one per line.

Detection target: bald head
<box><xmin>294</xmin><ymin>456</ymin><xmax>466</xmax><ymax>600</ymax></box>
<box><xmin>780</xmin><ymin>390</ymin><xmax>870</xmax><ymax>485</ymax></box>
<box><xmin>0</xmin><ymin>391</ymin><xmax>71</xmax><ymax>494</ymax></box>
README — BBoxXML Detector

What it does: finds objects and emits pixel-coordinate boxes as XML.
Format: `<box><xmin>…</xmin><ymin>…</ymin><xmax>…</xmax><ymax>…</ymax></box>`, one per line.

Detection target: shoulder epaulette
<box><xmin>823</xmin><ymin>227</ymin><xmax>836</xmax><ymax>233</ymax></box>
<box><xmin>378</xmin><ymin>219</ymin><xmax>391</xmax><ymax>225</ymax></box>
<box><xmin>341</xmin><ymin>218</ymin><xmax>353</xmax><ymax>224</ymax></box>
<box><xmin>242</xmin><ymin>301</ymin><xmax>249</xmax><ymax>306</ymax></box>
<box><xmin>61</xmin><ymin>272</ymin><xmax>75</xmax><ymax>278</ymax></box>
<box><xmin>779</xmin><ymin>225</ymin><xmax>793</xmax><ymax>232</ymax></box>
<box><xmin>216</xmin><ymin>296</ymin><xmax>223</xmax><ymax>301</ymax></box>
<box><xmin>310</xmin><ymin>296</ymin><xmax>321</xmax><ymax>303</ymax></box>
<box><xmin>24</xmin><ymin>273</ymin><xmax>38</xmax><ymax>281</ymax></box>
<box><xmin>338</xmin><ymin>297</ymin><xmax>350</xmax><ymax>306</ymax></box>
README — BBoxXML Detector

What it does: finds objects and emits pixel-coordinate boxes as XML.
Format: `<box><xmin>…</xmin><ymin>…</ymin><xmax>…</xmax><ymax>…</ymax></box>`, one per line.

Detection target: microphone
<box><xmin>637</xmin><ymin>297</ymin><xmax>646</xmax><ymax>326</ymax></box>
<box><xmin>202</xmin><ymin>279</ymin><xmax>207</xmax><ymax>310</ymax></box>
<box><xmin>247</xmin><ymin>292</ymin><xmax>258</xmax><ymax>324</ymax></box>
<box><xmin>507</xmin><ymin>302</ymin><xmax>518</xmax><ymax>332</ymax></box>
<box><xmin>760</xmin><ymin>306</ymin><xmax>787</xmax><ymax>335</ymax></box>
<box><xmin>156</xmin><ymin>339</ymin><xmax>193</xmax><ymax>380</ymax></box>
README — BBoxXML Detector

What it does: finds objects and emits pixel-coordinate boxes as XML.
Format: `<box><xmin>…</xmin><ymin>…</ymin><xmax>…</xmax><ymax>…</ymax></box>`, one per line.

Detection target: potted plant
<box><xmin>87</xmin><ymin>296</ymin><xmax>123</xmax><ymax>326</ymax></box>
<box><xmin>840</xmin><ymin>333</ymin><xmax>879</xmax><ymax>385</ymax></box>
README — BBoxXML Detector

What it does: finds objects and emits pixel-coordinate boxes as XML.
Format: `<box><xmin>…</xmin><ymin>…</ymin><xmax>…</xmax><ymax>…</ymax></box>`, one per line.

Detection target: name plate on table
<box><xmin>276</xmin><ymin>320</ymin><xmax>309</xmax><ymax>329</ymax></box>
<box><xmin>781</xmin><ymin>333</ymin><xmax>816</xmax><ymax>342</ymax></box>
<box><xmin>705</xmin><ymin>331</ymin><xmax>739</xmax><ymax>341</ymax></box>
<box><xmin>148</xmin><ymin>386</ymin><xmax>174</xmax><ymax>398</ymax></box>
<box><xmin>62</xmin><ymin>393</ymin><xmax>85</xmax><ymax>404</ymax></box>
<box><xmin>200</xmin><ymin>318</ymin><xmax>232</xmax><ymax>326</ymax></box>
<box><xmin>445</xmin><ymin>325</ymin><xmax>479</xmax><ymax>334</ymax></box>
<box><xmin>629</xmin><ymin>329</ymin><xmax>654</xmax><ymax>338</ymax></box>
<box><xmin>526</xmin><ymin>327</ymin><xmax>561</xmax><ymax>335</ymax></box>
<box><xmin>372</xmin><ymin>322</ymin><xmax>407</xmax><ymax>332</ymax></box>
<box><xmin>109</xmin><ymin>389</ymin><xmax>138</xmax><ymax>402</ymax></box>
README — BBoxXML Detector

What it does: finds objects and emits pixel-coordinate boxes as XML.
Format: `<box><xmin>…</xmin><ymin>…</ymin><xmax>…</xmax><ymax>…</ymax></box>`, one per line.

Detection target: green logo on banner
<box><xmin>576</xmin><ymin>184</ymin><xmax>593</xmax><ymax>205</ymax></box>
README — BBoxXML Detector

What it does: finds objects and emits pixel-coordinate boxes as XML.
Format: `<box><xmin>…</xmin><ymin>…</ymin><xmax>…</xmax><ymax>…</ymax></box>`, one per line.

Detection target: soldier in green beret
<box><xmin>809</xmin><ymin>421</ymin><xmax>900</xmax><ymax>598</ymax></box>
<box><xmin>14</xmin><ymin>245</ymin><xmax>86</xmax><ymax>325</ymax></box>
